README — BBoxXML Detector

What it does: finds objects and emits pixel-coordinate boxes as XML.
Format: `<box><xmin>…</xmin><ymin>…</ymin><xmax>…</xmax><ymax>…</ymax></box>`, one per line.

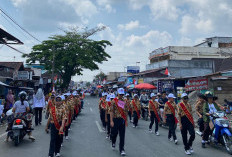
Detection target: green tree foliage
<box><xmin>23</xmin><ymin>27</ymin><xmax>112</xmax><ymax>88</ymax></box>
<box><xmin>94</xmin><ymin>71</ymin><xmax>107</xmax><ymax>81</ymax></box>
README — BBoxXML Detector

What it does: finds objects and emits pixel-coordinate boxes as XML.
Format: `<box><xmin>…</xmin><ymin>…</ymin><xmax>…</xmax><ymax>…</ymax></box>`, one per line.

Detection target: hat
<box><xmin>102</xmin><ymin>92</ymin><xmax>108</xmax><ymax>96</ymax></box>
<box><xmin>168</xmin><ymin>93</ymin><xmax>176</xmax><ymax>99</ymax></box>
<box><xmin>133</xmin><ymin>94</ymin><xmax>138</xmax><ymax>98</ymax></box>
<box><xmin>150</xmin><ymin>93</ymin><xmax>156</xmax><ymax>97</ymax></box>
<box><xmin>118</xmin><ymin>88</ymin><xmax>125</xmax><ymax>95</ymax></box>
<box><xmin>110</xmin><ymin>93</ymin><xmax>116</xmax><ymax>99</ymax></box>
<box><xmin>125</xmin><ymin>93</ymin><xmax>130</xmax><ymax>97</ymax></box>
<box><xmin>206</xmin><ymin>93</ymin><xmax>214</xmax><ymax>98</ymax></box>
<box><xmin>181</xmin><ymin>93</ymin><xmax>188</xmax><ymax>98</ymax></box>
<box><xmin>157</xmin><ymin>93</ymin><xmax>161</xmax><ymax>96</ymax></box>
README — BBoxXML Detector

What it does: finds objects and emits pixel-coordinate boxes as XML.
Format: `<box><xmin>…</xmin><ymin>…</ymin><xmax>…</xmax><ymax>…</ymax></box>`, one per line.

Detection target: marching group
<box><xmin>98</xmin><ymin>88</ymin><xmax>225</xmax><ymax>156</ymax></box>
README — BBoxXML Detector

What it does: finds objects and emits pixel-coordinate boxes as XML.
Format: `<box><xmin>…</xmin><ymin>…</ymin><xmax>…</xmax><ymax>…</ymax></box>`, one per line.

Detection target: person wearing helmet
<box><xmin>178</xmin><ymin>93</ymin><xmax>195</xmax><ymax>155</ymax></box>
<box><xmin>131</xmin><ymin>94</ymin><xmax>141</xmax><ymax>128</ymax></box>
<box><xmin>148</xmin><ymin>93</ymin><xmax>161</xmax><ymax>135</ymax></box>
<box><xmin>202</xmin><ymin>93</ymin><xmax>224</xmax><ymax>148</ymax></box>
<box><xmin>12</xmin><ymin>91</ymin><xmax>35</xmax><ymax>141</ymax></box>
<box><xmin>164</xmin><ymin>93</ymin><xmax>178</xmax><ymax>144</ymax></box>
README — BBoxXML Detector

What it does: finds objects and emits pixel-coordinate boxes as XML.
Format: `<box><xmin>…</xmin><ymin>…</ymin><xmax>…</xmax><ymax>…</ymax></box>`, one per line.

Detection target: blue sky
<box><xmin>1</xmin><ymin>0</ymin><xmax>232</xmax><ymax>81</ymax></box>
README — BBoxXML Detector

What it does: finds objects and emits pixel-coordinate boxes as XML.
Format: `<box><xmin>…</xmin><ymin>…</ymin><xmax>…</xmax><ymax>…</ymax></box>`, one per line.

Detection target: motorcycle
<box><xmin>210</xmin><ymin>111</ymin><xmax>232</xmax><ymax>155</ymax></box>
<box><xmin>141</xmin><ymin>102</ymin><xmax>149</xmax><ymax>121</ymax></box>
<box><xmin>6</xmin><ymin>109</ymin><xmax>34</xmax><ymax>146</ymax></box>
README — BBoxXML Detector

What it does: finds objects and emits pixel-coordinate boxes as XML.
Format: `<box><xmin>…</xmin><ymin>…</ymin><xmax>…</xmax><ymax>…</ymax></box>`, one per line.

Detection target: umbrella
<box><xmin>127</xmin><ymin>84</ymin><xmax>135</xmax><ymax>89</ymax></box>
<box><xmin>135</xmin><ymin>83</ymin><xmax>157</xmax><ymax>89</ymax></box>
<box><xmin>97</xmin><ymin>85</ymin><xmax>102</xmax><ymax>88</ymax></box>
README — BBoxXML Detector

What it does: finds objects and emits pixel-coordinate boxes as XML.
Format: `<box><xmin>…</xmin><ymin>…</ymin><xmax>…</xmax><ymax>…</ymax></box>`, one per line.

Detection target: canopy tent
<box><xmin>135</xmin><ymin>83</ymin><xmax>157</xmax><ymax>90</ymax></box>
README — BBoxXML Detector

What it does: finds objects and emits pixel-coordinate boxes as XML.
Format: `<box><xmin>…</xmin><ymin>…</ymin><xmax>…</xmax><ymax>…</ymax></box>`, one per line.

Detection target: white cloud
<box><xmin>96</xmin><ymin>0</ymin><xmax>116</xmax><ymax>13</ymax></box>
<box><xmin>0</xmin><ymin>24</ymin><xmax>7</xmax><ymax>31</ymax></box>
<box><xmin>118</xmin><ymin>20</ymin><xmax>140</xmax><ymax>31</ymax></box>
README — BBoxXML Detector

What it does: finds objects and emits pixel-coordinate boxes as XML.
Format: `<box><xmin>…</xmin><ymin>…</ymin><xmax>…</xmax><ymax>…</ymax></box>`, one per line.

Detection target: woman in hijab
<box><xmin>4</xmin><ymin>90</ymin><xmax>14</xmax><ymax>113</ymax></box>
<box><xmin>33</xmin><ymin>88</ymin><xmax>45</xmax><ymax>126</ymax></box>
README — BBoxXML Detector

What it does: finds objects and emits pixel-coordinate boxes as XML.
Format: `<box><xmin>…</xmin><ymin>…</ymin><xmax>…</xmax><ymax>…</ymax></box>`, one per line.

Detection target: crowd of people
<box><xmin>98</xmin><ymin>88</ymin><xmax>226</xmax><ymax>156</ymax></box>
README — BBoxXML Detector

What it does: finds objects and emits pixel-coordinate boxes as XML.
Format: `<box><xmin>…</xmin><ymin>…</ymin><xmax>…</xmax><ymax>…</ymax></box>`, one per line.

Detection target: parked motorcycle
<box><xmin>210</xmin><ymin>111</ymin><xmax>232</xmax><ymax>155</ymax></box>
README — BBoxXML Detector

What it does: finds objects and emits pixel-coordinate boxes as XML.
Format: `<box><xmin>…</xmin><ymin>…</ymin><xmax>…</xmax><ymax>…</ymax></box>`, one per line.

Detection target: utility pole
<box><xmin>52</xmin><ymin>47</ymin><xmax>55</xmax><ymax>89</ymax></box>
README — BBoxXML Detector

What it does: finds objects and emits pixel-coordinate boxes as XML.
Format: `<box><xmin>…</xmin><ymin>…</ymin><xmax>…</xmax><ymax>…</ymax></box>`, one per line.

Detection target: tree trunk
<box><xmin>61</xmin><ymin>73</ymin><xmax>72</xmax><ymax>89</ymax></box>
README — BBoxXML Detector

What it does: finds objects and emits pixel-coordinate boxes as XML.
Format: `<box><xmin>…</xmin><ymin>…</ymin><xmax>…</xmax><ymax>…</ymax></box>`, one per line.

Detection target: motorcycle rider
<box><xmin>6</xmin><ymin>91</ymin><xmax>35</xmax><ymax>142</ymax></box>
<box><xmin>158</xmin><ymin>91</ymin><xmax>168</xmax><ymax>124</ymax></box>
<box><xmin>139</xmin><ymin>90</ymin><xmax>148</xmax><ymax>118</ymax></box>
<box><xmin>202</xmin><ymin>92</ymin><xmax>224</xmax><ymax>148</ymax></box>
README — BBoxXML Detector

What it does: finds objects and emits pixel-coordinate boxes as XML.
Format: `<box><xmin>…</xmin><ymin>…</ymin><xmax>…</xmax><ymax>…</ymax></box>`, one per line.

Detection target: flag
<box><xmin>165</xmin><ymin>68</ymin><xmax>171</xmax><ymax>76</ymax></box>
<box><xmin>52</xmin><ymin>84</ymin><xmax>55</xmax><ymax>93</ymax></box>
<box><xmin>54</xmin><ymin>75</ymin><xmax>58</xmax><ymax>83</ymax></box>
<box><xmin>103</xmin><ymin>78</ymin><xmax>106</xmax><ymax>84</ymax></box>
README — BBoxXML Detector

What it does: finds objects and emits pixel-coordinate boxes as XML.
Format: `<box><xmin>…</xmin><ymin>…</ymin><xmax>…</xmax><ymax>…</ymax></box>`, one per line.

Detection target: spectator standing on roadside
<box><xmin>4</xmin><ymin>89</ymin><xmax>14</xmax><ymax>113</ymax></box>
<box><xmin>33</xmin><ymin>88</ymin><xmax>46</xmax><ymax>126</ymax></box>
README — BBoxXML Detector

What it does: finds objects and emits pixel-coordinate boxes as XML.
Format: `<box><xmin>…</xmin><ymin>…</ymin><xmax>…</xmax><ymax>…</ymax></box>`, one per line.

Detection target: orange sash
<box><xmin>179</xmin><ymin>102</ymin><xmax>194</xmax><ymax>126</ymax></box>
<box><xmin>132</xmin><ymin>100</ymin><xmax>140</xmax><ymax>119</ymax></box>
<box><xmin>51</xmin><ymin>106</ymin><xmax>61</xmax><ymax>130</ymax></box>
<box><xmin>114</xmin><ymin>98</ymin><xmax>128</xmax><ymax>126</ymax></box>
<box><xmin>149</xmin><ymin>100</ymin><xmax>160</xmax><ymax>123</ymax></box>
<box><xmin>166</xmin><ymin>102</ymin><xmax>178</xmax><ymax>124</ymax></box>
<box><xmin>100</xmin><ymin>98</ymin><xmax>106</xmax><ymax>109</ymax></box>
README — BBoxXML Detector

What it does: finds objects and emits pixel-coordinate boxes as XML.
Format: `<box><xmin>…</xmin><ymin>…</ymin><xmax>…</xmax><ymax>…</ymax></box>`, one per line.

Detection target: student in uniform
<box><xmin>195</xmin><ymin>94</ymin><xmax>206</xmax><ymax>136</ymax></box>
<box><xmin>125</xmin><ymin>94</ymin><xmax>132</xmax><ymax>123</ymax></box>
<box><xmin>48</xmin><ymin>96</ymin><xmax>67</xmax><ymax>157</ymax></box>
<box><xmin>99</xmin><ymin>93</ymin><xmax>107</xmax><ymax>131</ymax></box>
<box><xmin>164</xmin><ymin>93</ymin><xmax>178</xmax><ymax>144</ymax></box>
<box><xmin>110</xmin><ymin>88</ymin><xmax>128</xmax><ymax>156</ymax></box>
<box><xmin>131</xmin><ymin>94</ymin><xmax>141</xmax><ymax>128</ymax></box>
<box><xmin>178</xmin><ymin>93</ymin><xmax>195</xmax><ymax>155</ymax></box>
<box><xmin>105</xmin><ymin>93</ymin><xmax>115</xmax><ymax>139</ymax></box>
<box><xmin>148</xmin><ymin>93</ymin><xmax>161</xmax><ymax>135</ymax></box>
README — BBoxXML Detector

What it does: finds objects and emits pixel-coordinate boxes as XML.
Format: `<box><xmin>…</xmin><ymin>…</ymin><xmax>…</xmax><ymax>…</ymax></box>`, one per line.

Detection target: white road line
<box><xmin>0</xmin><ymin>132</ymin><xmax>7</xmax><ymax>139</ymax></box>
<box><xmin>95</xmin><ymin>121</ymin><xmax>103</xmax><ymax>133</ymax></box>
<box><xmin>90</xmin><ymin>107</ymin><xmax>93</xmax><ymax>112</ymax></box>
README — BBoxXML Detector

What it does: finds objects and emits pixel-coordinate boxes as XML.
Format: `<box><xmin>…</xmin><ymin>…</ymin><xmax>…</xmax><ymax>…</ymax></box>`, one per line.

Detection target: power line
<box><xmin>0</xmin><ymin>6</ymin><xmax>41</xmax><ymax>43</ymax></box>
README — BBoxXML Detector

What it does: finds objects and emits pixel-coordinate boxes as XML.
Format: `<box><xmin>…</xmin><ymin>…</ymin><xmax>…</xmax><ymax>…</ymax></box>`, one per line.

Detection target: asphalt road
<box><xmin>0</xmin><ymin>96</ymin><xmax>230</xmax><ymax>157</ymax></box>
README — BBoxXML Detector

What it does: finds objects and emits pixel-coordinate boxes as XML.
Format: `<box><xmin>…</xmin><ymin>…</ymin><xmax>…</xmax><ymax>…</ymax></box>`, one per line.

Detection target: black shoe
<box><xmin>202</xmin><ymin>143</ymin><xmax>206</xmax><ymax>148</ymax></box>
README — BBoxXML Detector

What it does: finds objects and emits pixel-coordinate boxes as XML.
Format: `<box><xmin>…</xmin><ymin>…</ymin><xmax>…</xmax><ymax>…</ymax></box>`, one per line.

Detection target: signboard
<box><xmin>158</xmin><ymin>80</ymin><xmax>174</xmax><ymax>93</ymax></box>
<box><xmin>118</xmin><ymin>76</ymin><xmax>127</xmax><ymax>82</ymax></box>
<box><xmin>138</xmin><ymin>78</ymin><xmax>144</xmax><ymax>84</ymax></box>
<box><xmin>127</xmin><ymin>66</ymin><xmax>140</xmax><ymax>74</ymax></box>
<box><xmin>15</xmin><ymin>71</ymin><xmax>29</xmax><ymax>80</ymax></box>
<box><xmin>185</xmin><ymin>78</ymin><xmax>208</xmax><ymax>91</ymax></box>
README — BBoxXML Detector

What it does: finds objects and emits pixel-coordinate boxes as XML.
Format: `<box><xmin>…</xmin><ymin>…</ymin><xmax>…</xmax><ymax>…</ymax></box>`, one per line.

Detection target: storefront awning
<box><xmin>0</xmin><ymin>81</ymin><xmax>10</xmax><ymax>87</ymax></box>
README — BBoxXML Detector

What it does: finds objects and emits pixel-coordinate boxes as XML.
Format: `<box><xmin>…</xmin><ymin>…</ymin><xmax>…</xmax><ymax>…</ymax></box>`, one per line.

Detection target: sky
<box><xmin>1</xmin><ymin>0</ymin><xmax>232</xmax><ymax>82</ymax></box>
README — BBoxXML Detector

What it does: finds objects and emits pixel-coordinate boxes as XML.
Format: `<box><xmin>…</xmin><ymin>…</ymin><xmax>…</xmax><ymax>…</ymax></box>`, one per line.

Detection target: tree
<box><xmin>94</xmin><ymin>72</ymin><xmax>107</xmax><ymax>82</ymax></box>
<box><xmin>86</xmin><ymin>82</ymin><xmax>91</xmax><ymax>87</ymax></box>
<box><xmin>23</xmin><ymin>26</ymin><xmax>112</xmax><ymax>89</ymax></box>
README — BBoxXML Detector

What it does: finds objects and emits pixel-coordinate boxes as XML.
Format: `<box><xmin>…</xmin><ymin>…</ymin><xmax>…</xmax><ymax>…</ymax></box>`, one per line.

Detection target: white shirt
<box><xmin>0</xmin><ymin>105</ymin><xmax>4</xmax><ymax>116</ymax></box>
<box><xmin>13</xmin><ymin>101</ymin><xmax>29</xmax><ymax>113</ymax></box>
<box><xmin>208</xmin><ymin>103</ymin><xmax>217</xmax><ymax>114</ymax></box>
<box><xmin>33</xmin><ymin>95</ymin><xmax>45</xmax><ymax>108</ymax></box>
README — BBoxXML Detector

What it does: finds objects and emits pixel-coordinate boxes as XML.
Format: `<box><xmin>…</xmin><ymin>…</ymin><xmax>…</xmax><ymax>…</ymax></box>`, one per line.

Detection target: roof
<box><xmin>0</xmin><ymin>28</ymin><xmax>23</xmax><ymax>44</ymax></box>
<box><xmin>0</xmin><ymin>62</ymin><xmax>24</xmax><ymax>71</ymax></box>
<box><xmin>133</xmin><ymin>68</ymin><xmax>166</xmax><ymax>76</ymax></box>
<box><xmin>194</xmin><ymin>36</ymin><xmax>232</xmax><ymax>47</ymax></box>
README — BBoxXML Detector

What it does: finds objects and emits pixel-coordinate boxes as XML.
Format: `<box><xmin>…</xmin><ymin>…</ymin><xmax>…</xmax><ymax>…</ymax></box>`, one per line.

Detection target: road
<box><xmin>0</xmin><ymin>96</ymin><xmax>230</xmax><ymax>157</ymax></box>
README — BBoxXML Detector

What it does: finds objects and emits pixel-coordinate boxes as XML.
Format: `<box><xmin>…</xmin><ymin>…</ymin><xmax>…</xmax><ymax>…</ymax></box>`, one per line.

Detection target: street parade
<box><xmin>1</xmin><ymin>1</ymin><xmax>232</xmax><ymax>157</ymax></box>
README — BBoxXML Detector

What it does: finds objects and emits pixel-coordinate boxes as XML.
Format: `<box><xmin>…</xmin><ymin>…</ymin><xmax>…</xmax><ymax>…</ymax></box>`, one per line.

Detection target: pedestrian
<box><xmin>110</xmin><ymin>88</ymin><xmax>128</xmax><ymax>156</ymax></box>
<box><xmin>164</xmin><ymin>93</ymin><xmax>178</xmax><ymax>144</ymax></box>
<box><xmin>47</xmin><ymin>96</ymin><xmax>67</xmax><ymax>157</ymax></box>
<box><xmin>4</xmin><ymin>89</ymin><xmax>14</xmax><ymax>113</ymax></box>
<box><xmin>105</xmin><ymin>93</ymin><xmax>115</xmax><ymax>139</ymax></box>
<box><xmin>125</xmin><ymin>94</ymin><xmax>132</xmax><ymax>123</ymax></box>
<box><xmin>195</xmin><ymin>93</ymin><xmax>206</xmax><ymax>136</ymax></box>
<box><xmin>148</xmin><ymin>93</ymin><xmax>161</xmax><ymax>135</ymax></box>
<box><xmin>99</xmin><ymin>92</ymin><xmax>107</xmax><ymax>131</ymax></box>
<box><xmin>131</xmin><ymin>94</ymin><xmax>141</xmax><ymax>128</ymax></box>
<box><xmin>158</xmin><ymin>91</ymin><xmax>168</xmax><ymax>123</ymax></box>
<box><xmin>178</xmin><ymin>93</ymin><xmax>195</xmax><ymax>155</ymax></box>
<box><xmin>33</xmin><ymin>88</ymin><xmax>45</xmax><ymax>126</ymax></box>
<box><xmin>202</xmin><ymin>92</ymin><xmax>224</xmax><ymax>148</ymax></box>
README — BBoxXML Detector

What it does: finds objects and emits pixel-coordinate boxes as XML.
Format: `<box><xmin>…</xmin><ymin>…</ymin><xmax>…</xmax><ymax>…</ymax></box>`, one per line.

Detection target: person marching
<box><xmin>148</xmin><ymin>93</ymin><xmax>161</xmax><ymax>135</ymax></box>
<box><xmin>125</xmin><ymin>94</ymin><xmax>132</xmax><ymax>123</ymax></box>
<box><xmin>110</xmin><ymin>88</ymin><xmax>128</xmax><ymax>156</ymax></box>
<box><xmin>48</xmin><ymin>96</ymin><xmax>67</xmax><ymax>157</ymax></box>
<box><xmin>64</xmin><ymin>94</ymin><xmax>74</xmax><ymax>140</ymax></box>
<box><xmin>195</xmin><ymin>94</ymin><xmax>206</xmax><ymax>136</ymax></box>
<box><xmin>164</xmin><ymin>93</ymin><xmax>178</xmax><ymax>144</ymax></box>
<box><xmin>178</xmin><ymin>93</ymin><xmax>195</xmax><ymax>155</ymax></box>
<box><xmin>131</xmin><ymin>94</ymin><xmax>141</xmax><ymax>128</ymax></box>
<box><xmin>105</xmin><ymin>93</ymin><xmax>115</xmax><ymax>139</ymax></box>
<box><xmin>45</xmin><ymin>93</ymin><xmax>56</xmax><ymax>133</ymax></box>
<box><xmin>99</xmin><ymin>93</ymin><xmax>107</xmax><ymax>131</ymax></box>
<box><xmin>73</xmin><ymin>92</ymin><xmax>80</xmax><ymax>120</ymax></box>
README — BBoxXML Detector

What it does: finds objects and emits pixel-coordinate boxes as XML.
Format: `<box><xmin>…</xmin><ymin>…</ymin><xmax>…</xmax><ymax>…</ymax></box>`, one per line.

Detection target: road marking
<box><xmin>90</xmin><ymin>107</ymin><xmax>93</xmax><ymax>112</ymax></box>
<box><xmin>0</xmin><ymin>132</ymin><xmax>7</xmax><ymax>139</ymax></box>
<box><xmin>95</xmin><ymin>121</ymin><xmax>103</xmax><ymax>133</ymax></box>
